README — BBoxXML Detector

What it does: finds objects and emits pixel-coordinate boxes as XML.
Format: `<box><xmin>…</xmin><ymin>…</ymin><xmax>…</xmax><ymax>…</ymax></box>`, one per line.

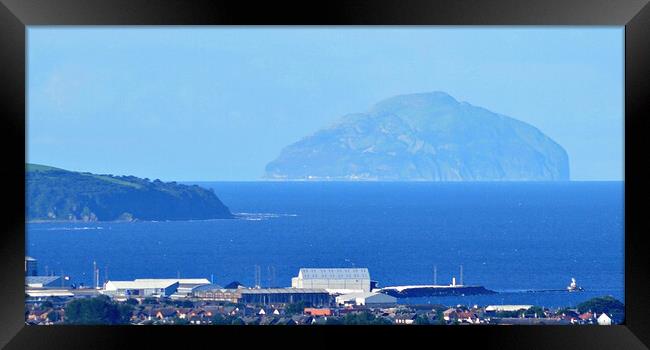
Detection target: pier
<box><xmin>378</xmin><ymin>284</ymin><xmax>497</xmax><ymax>298</ymax></box>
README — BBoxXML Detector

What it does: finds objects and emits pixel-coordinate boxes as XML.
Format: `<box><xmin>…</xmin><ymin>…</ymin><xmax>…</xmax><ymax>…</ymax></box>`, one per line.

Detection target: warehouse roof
<box><xmin>134</xmin><ymin>278</ymin><xmax>210</xmax><ymax>285</ymax></box>
<box><xmin>105</xmin><ymin>280</ymin><xmax>179</xmax><ymax>290</ymax></box>
<box><xmin>25</xmin><ymin>276</ymin><xmax>60</xmax><ymax>286</ymax></box>
<box><xmin>240</xmin><ymin>288</ymin><xmax>329</xmax><ymax>294</ymax></box>
<box><xmin>337</xmin><ymin>292</ymin><xmax>383</xmax><ymax>299</ymax></box>
<box><xmin>297</xmin><ymin>268</ymin><xmax>370</xmax><ymax>280</ymax></box>
<box><xmin>336</xmin><ymin>292</ymin><xmax>396</xmax><ymax>301</ymax></box>
<box><xmin>26</xmin><ymin>289</ymin><xmax>74</xmax><ymax>298</ymax></box>
<box><xmin>191</xmin><ymin>284</ymin><xmax>225</xmax><ymax>292</ymax></box>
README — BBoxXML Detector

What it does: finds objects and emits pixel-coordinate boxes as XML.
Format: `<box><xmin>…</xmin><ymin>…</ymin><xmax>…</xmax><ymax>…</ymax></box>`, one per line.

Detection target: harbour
<box><xmin>27</xmin><ymin>255</ymin><xmax>586</xmax><ymax>306</ymax></box>
<box><xmin>25</xmin><ymin>261</ymin><xmax>621</xmax><ymax>326</ymax></box>
<box><xmin>380</xmin><ymin>285</ymin><xmax>497</xmax><ymax>298</ymax></box>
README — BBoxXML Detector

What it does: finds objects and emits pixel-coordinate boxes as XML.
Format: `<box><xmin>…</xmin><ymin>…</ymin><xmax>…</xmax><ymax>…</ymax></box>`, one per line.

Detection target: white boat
<box><xmin>567</xmin><ymin>278</ymin><xmax>584</xmax><ymax>292</ymax></box>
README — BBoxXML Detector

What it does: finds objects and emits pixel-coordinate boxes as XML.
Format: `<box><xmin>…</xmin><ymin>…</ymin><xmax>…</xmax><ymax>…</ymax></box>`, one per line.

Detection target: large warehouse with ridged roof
<box><xmin>291</xmin><ymin>268</ymin><xmax>371</xmax><ymax>293</ymax></box>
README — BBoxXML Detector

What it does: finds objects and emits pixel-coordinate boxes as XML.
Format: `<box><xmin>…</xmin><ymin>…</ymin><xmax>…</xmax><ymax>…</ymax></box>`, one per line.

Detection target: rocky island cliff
<box><xmin>265</xmin><ymin>92</ymin><xmax>569</xmax><ymax>181</ymax></box>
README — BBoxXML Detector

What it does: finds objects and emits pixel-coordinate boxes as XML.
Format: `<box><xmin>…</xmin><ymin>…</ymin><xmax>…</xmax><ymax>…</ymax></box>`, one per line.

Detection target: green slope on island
<box><xmin>26</xmin><ymin>164</ymin><xmax>233</xmax><ymax>221</ymax></box>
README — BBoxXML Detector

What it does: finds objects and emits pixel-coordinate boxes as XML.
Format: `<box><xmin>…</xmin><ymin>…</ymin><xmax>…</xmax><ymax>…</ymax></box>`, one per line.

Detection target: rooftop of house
<box><xmin>579</xmin><ymin>312</ymin><xmax>594</xmax><ymax>320</ymax></box>
<box><xmin>456</xmin><ymin>311</ymin><xmax>477</xmax><ymax>319</ymax></box>
<box><xmin>485</xmin><ymin>305</ymin><xmax>533</xmax><ymax>312</ymax></box>
<box><xmin>154</xmin><ymin>308</ymin><xmax>178</xmax><ymax>317</ymax></box>
<box><xmin>597</xmin><ymin>313</ymin><xmax>612</xmax><ymax>320</ymax></box>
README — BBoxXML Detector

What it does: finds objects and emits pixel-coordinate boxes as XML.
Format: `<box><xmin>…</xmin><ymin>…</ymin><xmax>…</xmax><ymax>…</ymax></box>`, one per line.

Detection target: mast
<box><xmin>460</xmin><ymin>265</ymin><xmax>463</xmax><ymax>286</ymax></box>
<box><xmin>433</xmin><ymin>265</ymin><xmax>437</xmax><ymax>285</ymax></box>
<box><xmin>93</xmin><ymin>260</ymin><xmax>97</xmax><ymax>289</ymax></box>
<box><xmin>254</xmin><ymin>265</ymin><xmax>261</xmax><ymax>288</ymax></box>
<box><xmin>95</xmin><ymin>264</ymin><xmax>100</xmax><ymax>289</ymax></box>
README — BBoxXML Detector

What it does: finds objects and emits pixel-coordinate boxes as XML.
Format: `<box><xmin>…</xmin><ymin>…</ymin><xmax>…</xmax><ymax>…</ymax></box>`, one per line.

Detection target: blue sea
<box><xmin>26</xmin><ymin>182</ymin><xmax>624</xmax><ymax>308</ymax></box>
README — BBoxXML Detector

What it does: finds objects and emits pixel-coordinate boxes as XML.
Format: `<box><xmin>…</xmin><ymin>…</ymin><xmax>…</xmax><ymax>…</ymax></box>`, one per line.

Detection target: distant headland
<box><xmin>264</xmin><ymin>92</ymin><xmax>570</xmax><ymax>181</ymax></box>
<box><xmin>26</xmin><ymin>164</ymin><xmax>233</xmax><ymax>222</ymax></box>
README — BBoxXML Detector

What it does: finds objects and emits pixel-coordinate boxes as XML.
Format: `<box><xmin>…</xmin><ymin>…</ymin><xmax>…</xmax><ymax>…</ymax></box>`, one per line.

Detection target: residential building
<box><xmin>579</xmin><ymin>312</ymin><xmax>595</xmax><ymax>322</ymax></box>
<box><xmin>155</xmin><ymin>308</ymin><xmax>178</xmax><ymax>319</ymax></box>
<box><xmin>191</xmin><ymin>284</ymin><xmax>239</xmax><ymax>302</ymax></box>
<box><xmin>304</xmin><ymin>308</ymin><xmax>332</xmax><ymax>316</ymax></box>
<box><xmin>597</xmin><ymin>313</ymin><xmax>612</xmax><ymax>325</ymax></box>
<box><xmin>395</xmin><ymin>313</ymin><xmax>417</xmax><ymax>324</ymax></box>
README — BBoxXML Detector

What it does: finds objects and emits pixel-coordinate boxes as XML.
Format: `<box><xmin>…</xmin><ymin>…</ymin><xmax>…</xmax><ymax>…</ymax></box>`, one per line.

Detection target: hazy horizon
<box><xmin>27</xmin><ymin>27</ymin><xmax>624</xmax><ymax>181</ymax></box>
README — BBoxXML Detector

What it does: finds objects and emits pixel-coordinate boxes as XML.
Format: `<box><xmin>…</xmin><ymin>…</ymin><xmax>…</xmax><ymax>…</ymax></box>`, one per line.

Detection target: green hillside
<box><xmin>26</xmin><ymin>164</ymin><xmax>233</xmax><ymax>221</ymax></box>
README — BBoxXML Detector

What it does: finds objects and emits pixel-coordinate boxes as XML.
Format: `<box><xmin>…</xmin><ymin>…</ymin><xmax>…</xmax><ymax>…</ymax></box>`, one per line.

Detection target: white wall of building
<box><xmin>292</xmin><ymin>268</ymin><xmax>371</xmax><ymax>292</ymax></box>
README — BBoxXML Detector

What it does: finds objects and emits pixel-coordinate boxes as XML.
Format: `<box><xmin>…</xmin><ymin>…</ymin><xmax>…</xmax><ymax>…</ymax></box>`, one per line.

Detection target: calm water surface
<box><xmin>27</xmin><ymin>182</ymin><xmax>624</xmax><ymax>308</ymax></box>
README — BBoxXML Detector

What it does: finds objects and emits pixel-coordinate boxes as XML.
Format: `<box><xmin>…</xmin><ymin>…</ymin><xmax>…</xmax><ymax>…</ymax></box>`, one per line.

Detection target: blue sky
<box><xmin>27</xmin><ymin>27</ymin><xmax>624</xmax><ymax>181</ymax></box>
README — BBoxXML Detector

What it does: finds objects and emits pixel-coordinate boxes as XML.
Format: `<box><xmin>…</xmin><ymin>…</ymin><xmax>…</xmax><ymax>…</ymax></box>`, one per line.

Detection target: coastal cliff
<box><xmin>26</xmin><ymin>164</ymin><xmax>233</xmax><ymax>221</ymax></box>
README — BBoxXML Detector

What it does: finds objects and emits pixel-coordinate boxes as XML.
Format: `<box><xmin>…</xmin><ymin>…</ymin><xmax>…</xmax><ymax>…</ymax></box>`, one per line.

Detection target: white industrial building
<box><xmin>26</xmin><ymin>289</ymin><xmax>74</xmax><ymax>298</ymax></box>
<box><xmin>103</xmin><ymin>280</ymin><xmax>180</xmax><ymax>298</ymax></box>
<box><xmin>291</xmin><ymin>268</ymin><xmax>371</xmax><ymax>294</ymax></box>
<box><xmin>133</xmin><ymin>278</ymin><xmax>210</xmax><ymax>298</ymax></box>
<box><xmin>25</xmin><ymin>276</ymin><xmax>67</xmax><ymax>288</ymax></box>
<box><xmin>335</xmin><ymin>292</ymin><xmax>397</xmax><ymax>306</ymax></box>
<box><xmin>103</xmin><ymin>278</ymin><xmax>211</xmax><ymax>298</ymax></box>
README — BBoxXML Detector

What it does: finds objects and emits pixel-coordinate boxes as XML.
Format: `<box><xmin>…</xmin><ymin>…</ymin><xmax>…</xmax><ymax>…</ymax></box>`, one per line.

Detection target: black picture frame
<box><xmin>1</xmin><ymin>0</ymin><xmax>648</xmax><ymax>348</ymax></box>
